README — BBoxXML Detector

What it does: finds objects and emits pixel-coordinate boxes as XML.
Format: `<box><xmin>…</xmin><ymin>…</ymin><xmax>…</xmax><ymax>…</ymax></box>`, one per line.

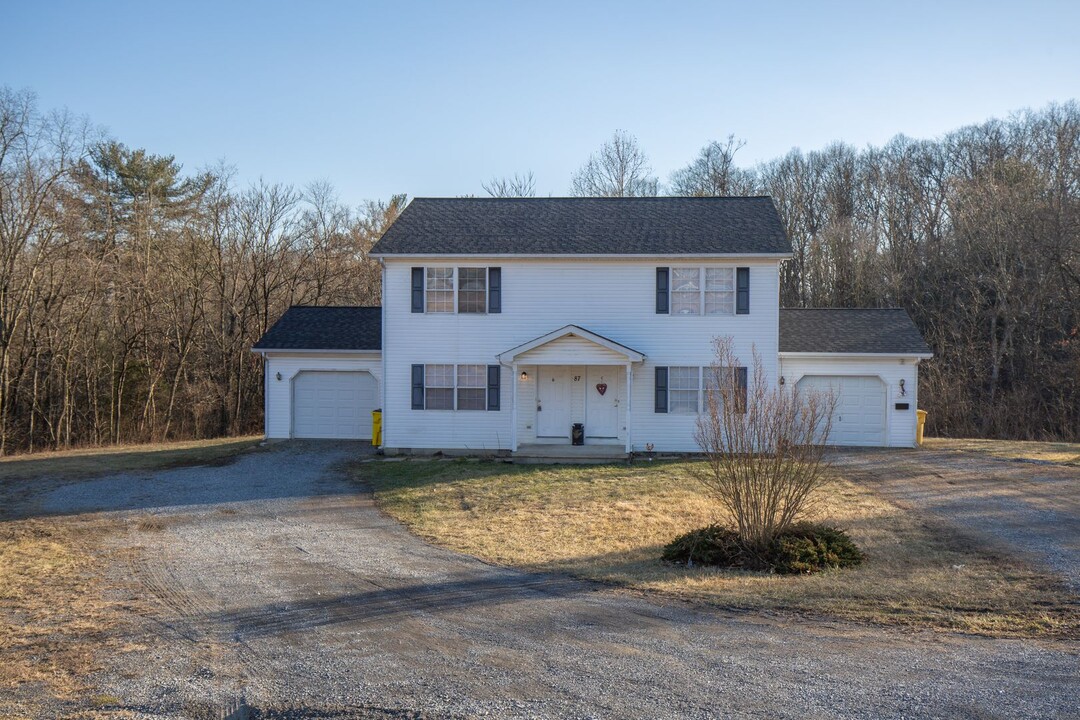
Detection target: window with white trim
<box><xmin>671</xmin><ymin>267</ymin><xmax>700</xmax><ymax>315</ymax></box>
<box><xmin>425</xmin><ymin>268</ymin><xmax>454</xmax><ymax>313</ymax></box>
<box><xmin>704</xmin><ymin>268</ymin><xmax>735</xmax><ymax>315</ymax></box>
<box><xmin>424</xmin><ymin>364</ymin><xmax>454</xmax><ymax>409</ymax></box>
<box><xmin>704</xmin><ymin>365</ymin><xmax>747</xmax><ymax>413</ymax></box>
<box><xmin>665</xmin><ymin>267</ymin><xmax>738</xmax><ymax>316</ymax></box>
<box><xmin>457</xmin><ymin>268</ymin><xmax>487</xmax><ymax>314</ymax></box>
<box><xmin>456</xmin><ymin>364</ymin><xmax>487</xmax><ymax>410</ymax></box>
<box><xmin>669</xmin><ymin>367</ymin><xmax>700</xmax><ymax>413</ymax></box>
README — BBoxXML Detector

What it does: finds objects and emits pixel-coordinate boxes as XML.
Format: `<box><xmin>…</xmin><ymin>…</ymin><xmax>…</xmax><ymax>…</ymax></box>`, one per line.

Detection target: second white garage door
<box><xmin>796</xmin><ymin>375</ymin><xmax>886</xmax><ymax>446</ymax></box>
<box><xmin>292</xmin><ymin>371</ymin><xmax>377</xmax><ymax>439</ymax></box>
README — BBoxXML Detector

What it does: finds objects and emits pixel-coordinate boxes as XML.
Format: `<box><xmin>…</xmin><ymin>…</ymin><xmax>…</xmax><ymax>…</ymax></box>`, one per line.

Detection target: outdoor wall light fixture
<box><xmin>899</xmin><ymin>378</ymin><xmax>906</xmax><ymax>396</ymax></box>
<box><xmin>276</xmin><ymin>372</ymin><xmax>282</xmax><ymax>381</ymax></box>
<box><xmin>520</xmin><ymin>371</ymin><xmax>529</xmax><ymax>381</ymax></box>
<box><xmin>779</xmin><ymin>376</ymin><xmax>786</xmax><ymax>386</ymax></box>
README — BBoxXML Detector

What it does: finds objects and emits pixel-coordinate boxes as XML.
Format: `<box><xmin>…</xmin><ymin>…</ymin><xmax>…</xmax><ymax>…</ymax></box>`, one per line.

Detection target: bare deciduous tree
<box><xmin>693</xmin><ymin>337</ymin><xmax>836</xmax><ymax>555</ymax></box>
<box><xmin>482</xmin><ymin>171</ymin><xmax>536</xmax><ymax>197</ymax></box>
<box><xmin>670</xmin><ymin>135</ymin><xmax>757</xmax><ymax>196</ymax></box>
<box><xmin>570</xmin><ymin>130</ymin><xmax>659</xmax><ymax>197</ymax></box>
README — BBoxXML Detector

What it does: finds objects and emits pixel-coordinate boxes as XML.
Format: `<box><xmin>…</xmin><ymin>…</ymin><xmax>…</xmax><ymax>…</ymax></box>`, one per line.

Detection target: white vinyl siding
<box><xmin>381</xmin><ymin>258</ymin><xmax>781</xmax><ymax>452</ymax></box>
<box><xmin>780</xmin><ymin>356</ymin><xmax>921</xmax><ymax>448</ymax></box>
<box><xmin>261</xmin><ymin>353</ymin><xmax>382</xmax><ymax>440</ymax></box>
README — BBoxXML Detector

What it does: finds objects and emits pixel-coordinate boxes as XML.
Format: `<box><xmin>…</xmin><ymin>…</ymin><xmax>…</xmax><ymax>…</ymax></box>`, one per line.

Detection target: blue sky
<box><xmin>4</xmin><ymin>1</ymin><xmax>1078</xmax><ymax>204</ymax></box>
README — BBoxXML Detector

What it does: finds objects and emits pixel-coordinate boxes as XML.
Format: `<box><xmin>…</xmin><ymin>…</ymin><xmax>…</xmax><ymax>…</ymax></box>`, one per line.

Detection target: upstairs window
<box><xmin>457</xmin><ymin>268</ymin><xmax>487</xmax><ymax>314</ymax></box>
<box><xmin>671</xmin><ymin>268</ymin><xmax>701</xmax><ymax>315</ymax></box>
<box><xmin>662</xmin><ymin>266</ymin><xmax>740</xmax><ymax>316</ymax></box>
<box><xmin>425</xmin><ymin>268</ymin><xmax>454</xmax><ymax>313</ymax></box>
<box><xmin>418</xmin><ymin>267</ymin><xmax>499</xmax><ymax>314</ymax></box>
<box><xmin>705</xmin><ymin>268</ymin><xmax>735</xmax><ymax>315</ymax></box>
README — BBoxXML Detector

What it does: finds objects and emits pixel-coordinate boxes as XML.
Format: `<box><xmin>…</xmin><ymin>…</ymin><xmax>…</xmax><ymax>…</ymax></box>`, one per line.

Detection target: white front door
<box><xmin>585</xmin><ymin>366</ymin><xmax>620</xmax><ymax>439</ymax></box>
<box><xmin>537</xmin><ymin>367</ymin><xmax>572</xmax><ymax>438</ymax></box>
<box><xmin>796</xmin><ymin>375</ymin><xmax>886</xmax><ymax>446</ymax></box>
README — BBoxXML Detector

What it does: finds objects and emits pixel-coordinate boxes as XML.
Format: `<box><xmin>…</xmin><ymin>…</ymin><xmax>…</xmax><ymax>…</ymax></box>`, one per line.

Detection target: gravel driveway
<box><xmin>832</xmin><ymin>445</ymin><xmax>1080</xmax><ymax>591</ymax></box>
<box><xmin>10</xmin><ymin>443</ymin><xmax>1080</xmax><ymax>719</ymax></box>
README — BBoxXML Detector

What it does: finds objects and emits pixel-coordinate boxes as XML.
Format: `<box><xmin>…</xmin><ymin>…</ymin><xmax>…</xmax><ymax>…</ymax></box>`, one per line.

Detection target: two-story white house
<box><xmin>252</xmin><ymin>197</ymin><xmax>932</xmax><ymax>456</ymax></box>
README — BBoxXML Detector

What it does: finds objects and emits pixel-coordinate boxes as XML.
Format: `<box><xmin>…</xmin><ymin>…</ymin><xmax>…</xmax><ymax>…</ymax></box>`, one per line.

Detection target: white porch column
<box><xmin>625</xmin><ymin>362</ymin><xmax>633</xmax><ymax>454</ymax></box>
<box><xmin>511</xmin><ymin>362</ymin><xmax>519</xmax><ymax>452</ymax></box>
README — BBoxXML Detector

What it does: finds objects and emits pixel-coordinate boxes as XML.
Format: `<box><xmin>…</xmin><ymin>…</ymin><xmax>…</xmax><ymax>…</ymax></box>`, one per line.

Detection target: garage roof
<box><xmin>779</xmin><ymin>308</ymin><xmax>931</xmax><ymax>356</ymax></box>
<box><xmin>369</xmin><ymin>197</ymin><xmax>792</xmax><ymax>256</ymax></box>
<box><xmin>252</xmin><ymin>306</ymin><xmax>381</xmax><ymax>351</ymax></box>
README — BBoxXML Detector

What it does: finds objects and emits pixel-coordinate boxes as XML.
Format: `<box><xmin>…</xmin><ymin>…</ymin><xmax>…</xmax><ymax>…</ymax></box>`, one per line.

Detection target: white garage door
<box><xmin>292</xmin><ymin>371</ymin><xmax>377</xmax><ymax>440</ymax></box>
<box><xmin>796</xmin><ymin>375</ymin><xmax>886</xmax><ymax>447</ymax></box>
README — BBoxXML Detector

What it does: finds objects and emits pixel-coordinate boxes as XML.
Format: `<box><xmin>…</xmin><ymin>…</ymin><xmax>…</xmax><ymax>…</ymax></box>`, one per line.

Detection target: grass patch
<box><xmin>359</xmin><ymin>458</ymin><xmax>1078</xmax><ymax>638</ymax></box>
<box><xmin>0</xmin><ymin>517</ymin><xmax>133</xmax><ymax>712</ymax></box>
<box><xmin>926</xmin><ymin>437</ymin><xmax>1080</xmax><ymax>466</ymax></box>
<box><xmin>0</xmin><ymin>435</ymin><xmax>262</xmax><ymax>484</ymax></box>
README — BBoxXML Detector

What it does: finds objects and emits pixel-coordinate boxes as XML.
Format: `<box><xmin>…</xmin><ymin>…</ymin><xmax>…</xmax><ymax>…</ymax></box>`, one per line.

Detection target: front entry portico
<box><xmin>496</xmin><ymin>325</ymin><xmax>646</xmax><ymax>455</ymax></box>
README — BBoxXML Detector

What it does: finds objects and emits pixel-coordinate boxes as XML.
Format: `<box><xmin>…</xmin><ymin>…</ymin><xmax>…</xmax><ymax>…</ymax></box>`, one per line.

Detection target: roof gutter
<box><xmin>370</xmin><ymin>252</ymin><xmax>793</xmax><ymax>260</ymax></box>
<box><xmin>251</xmin><ymin>348</ymin><xmax>382</xmax><ymax>355</ymax></box>
<box><xmin>779</xmin><ymin>351</ymin><xmax>933</xmax><ymax>360</ymax></box>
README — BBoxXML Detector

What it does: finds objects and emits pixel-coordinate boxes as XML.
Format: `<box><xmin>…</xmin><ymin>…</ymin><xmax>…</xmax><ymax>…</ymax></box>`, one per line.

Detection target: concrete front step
<box><xmin>512</xmin><ymin>443</ymin><xmax>629</xmax><ymax>464</ymax></box>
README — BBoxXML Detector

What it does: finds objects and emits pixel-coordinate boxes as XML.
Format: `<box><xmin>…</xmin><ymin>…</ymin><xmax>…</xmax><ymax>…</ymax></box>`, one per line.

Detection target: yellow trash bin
<box><xmin>916</xmin><ymin>409</ymin><xmax>927</xmax><ymax>446</ymax></box>
<box><xmin>371</xmin><ymin>409</ymin><xmax>382</xmax><ymax>447</ymax></box>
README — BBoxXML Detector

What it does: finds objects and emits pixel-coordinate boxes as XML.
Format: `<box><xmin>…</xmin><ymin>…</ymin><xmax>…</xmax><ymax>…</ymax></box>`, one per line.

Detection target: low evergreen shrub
<box><xmin>663</xmin><ymin>522</ymin><xmax>863</xmax><ymax>574</ymax></box>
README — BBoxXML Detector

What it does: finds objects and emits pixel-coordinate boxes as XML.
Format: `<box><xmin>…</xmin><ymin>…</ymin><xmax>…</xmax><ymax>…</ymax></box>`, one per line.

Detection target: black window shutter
<box><xmin>735</xmin><ymin>366</ymin><xmax>748</xmax><ymax>413</ymax></box>
<box><xmin>736</xmin><ymin>267</ymin><xmax>750</xmax><ymax>314</ymax></box>
<box><xmin>656</xmin><ymin>267</ymin><xmax>669</xmax><ymax>314</ymax></box>
<box><xmin>411</xmin><ymin>268</ymin><xmax>424</xmax><ymax>313</ymax></box>
<box><xmin>487</xmin><ymin>365</ymin><xmax>501</xmax><ymax>410</ymax></box>
<box><xmin>411</xmin><ymin>365</ymin><xmax>425</xmax><ymax>409</ymax></box>
<box><xmin>654</xmin><ymin>366</ymin><xmax>668</xmax><ymax>413</ymax></box>
<box><xmin>488</xmin><ymin>267</ymin><xmax>501</xmax><ymax>314</ymax></box>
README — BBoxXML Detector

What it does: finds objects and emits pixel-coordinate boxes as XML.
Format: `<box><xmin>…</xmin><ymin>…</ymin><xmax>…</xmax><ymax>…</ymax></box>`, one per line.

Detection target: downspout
<box><xmin>379</xmin><ymin>257</ymin><xmax>386</xmax><ymax>450</ymax></box>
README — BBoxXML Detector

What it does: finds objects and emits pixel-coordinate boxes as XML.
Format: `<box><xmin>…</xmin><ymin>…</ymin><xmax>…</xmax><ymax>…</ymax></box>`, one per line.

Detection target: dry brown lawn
<box><xmin>0</xmin><ymin>435</ymin><xmax>262</xmax><ymax>484</ymax></box>
<box><xmin>0</xmin><ymin>517</ymin><xmax>135</xmax><ymax>716</ymax></box>
<box><xmin>0</xmin><ymin>436</ymin><xmax>260</xmax><ymax>717</ymax></box>
<box><xmin>925</xmin><ymin>437</ymin><xmax>1080</xmax><ymax>465</ymax></box>
<box><xmin>361</xmin><ymin>458</ymin><xmax>1079</xmax><ymax>638</ymax></box>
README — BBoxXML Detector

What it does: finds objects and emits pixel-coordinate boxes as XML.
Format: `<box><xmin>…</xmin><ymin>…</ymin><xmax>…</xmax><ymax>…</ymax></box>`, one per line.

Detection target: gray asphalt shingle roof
<box><xmin>252</xmin><ymin>306</ymin><xmax>381</xmax><ymax>351</ymax></box>
<box><xmin>369</xmin><ymin>197</ymin><xmax>792</xmax><ymax>256</ymax></box>
<box><xmin>779</xmin><ymin>308</ymin><xmax>931</xmax><ymax>355</ymax></box>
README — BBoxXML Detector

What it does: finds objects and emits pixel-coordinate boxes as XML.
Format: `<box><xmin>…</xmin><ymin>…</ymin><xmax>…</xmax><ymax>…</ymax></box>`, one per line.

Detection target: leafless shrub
<box><xmin>693</xmin><ymin>337</ymin><xmax>836</xmax><ymax>556</ymax></box>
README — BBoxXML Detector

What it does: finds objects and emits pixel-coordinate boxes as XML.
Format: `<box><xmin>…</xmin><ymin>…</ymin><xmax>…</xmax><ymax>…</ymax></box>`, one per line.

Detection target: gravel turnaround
<box><xmin>16</xmin><ymin>443</ymin><xmax>1080</xmax><ymax>719</ymax></box>
<box><xmin>832</xmin><ymin>446</ymin><xmax>1080</xmax><ymax>592</ymax></box>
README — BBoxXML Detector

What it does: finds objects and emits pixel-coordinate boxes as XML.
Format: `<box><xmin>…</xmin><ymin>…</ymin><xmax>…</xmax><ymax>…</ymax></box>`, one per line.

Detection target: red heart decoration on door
<box><xmin>596</xmin><ymin>383</ymin><xmax>607</xmax><ymax>396</ymax></box>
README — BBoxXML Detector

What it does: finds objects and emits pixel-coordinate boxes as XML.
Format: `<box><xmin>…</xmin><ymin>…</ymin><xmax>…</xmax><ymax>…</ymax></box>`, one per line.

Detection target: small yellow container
<box><xmin>916</xmin><ymin>409</ymin><xmax>927</xmax><ymax>446</ymax></box>
<box><xmin>371</xmin><ymin>409</ymin><xmax>382</xmax><ymax>447</ymax></box>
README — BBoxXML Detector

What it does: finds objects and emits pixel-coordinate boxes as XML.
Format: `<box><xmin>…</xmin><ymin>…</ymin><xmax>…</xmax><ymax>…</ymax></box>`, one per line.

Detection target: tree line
<box><xmin>557</xmin><ymin>115</ymin><xmax>1078</xmax><ymax>441</ymax></box>
<box><xmin>0</xmin><ymin>88</ymin><xmax>400</xmax><ymax>453</ymax></box>
<box><xmin>2</xmin><ymin>86</ymin><xmax>1077</xmax><ymax>453</ymax></box>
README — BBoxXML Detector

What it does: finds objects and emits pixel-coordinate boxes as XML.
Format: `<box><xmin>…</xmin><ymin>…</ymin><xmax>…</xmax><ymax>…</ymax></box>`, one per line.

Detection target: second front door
<box><xmin>537</xmin><ymin>367</ymin><xmax>572</xmax><ymax>438</ymax></box>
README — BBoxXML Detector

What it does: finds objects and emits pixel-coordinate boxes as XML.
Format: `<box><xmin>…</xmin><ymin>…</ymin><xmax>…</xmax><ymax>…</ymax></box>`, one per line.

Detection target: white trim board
<box><xmin>497</xmin><ymin>325</ymin><xmax>646</xmax><ymax>364</ymax></box>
